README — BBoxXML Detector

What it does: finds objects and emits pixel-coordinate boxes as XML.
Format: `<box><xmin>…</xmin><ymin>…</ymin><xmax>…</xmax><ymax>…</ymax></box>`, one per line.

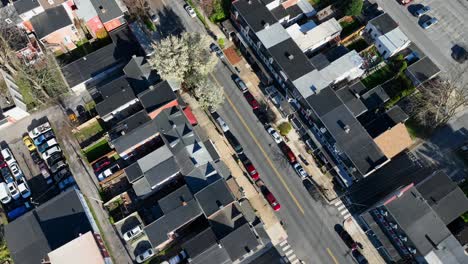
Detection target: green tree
<box><xmin>344</xmin><ymin>0</ymin><xmax>363</xmax><ymax>17</ymax></box>
<box><xmin>278</xmin><ymin>122</ymin><xmax>292</xmax><ymax>136</ymax></box>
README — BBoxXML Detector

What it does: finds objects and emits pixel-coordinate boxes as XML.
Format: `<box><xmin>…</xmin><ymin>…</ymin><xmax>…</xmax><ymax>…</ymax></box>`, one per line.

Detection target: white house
<box><xmin>365</xmin><ymin>13</ymin><xmax>411</xmax><ymax>59</ymax></box>
<box><xmin>286</xmin><ymin>18</ymin><xmax>342</xmax><ymax>53</ymax></box>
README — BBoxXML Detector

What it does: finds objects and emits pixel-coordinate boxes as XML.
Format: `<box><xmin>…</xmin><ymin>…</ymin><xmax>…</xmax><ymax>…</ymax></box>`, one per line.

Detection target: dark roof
<box><xmin>95</xmin><ymin>86</ymin><xmax>136</xmax><ymax>117</ymax></box>
<box><xmin>361</xmin><ymin>85</ymin><xmax>390</xmax><ymax>110</ymax></box>
<box><xmin>195</xmin><ymin>179</ymin><xmax>235</xmax><ymax>217</ymax></box>
<box><xmin>61</xmin><ymin>44</ymin><xmax>130</xmax><ymax>88</ymax></box>
<box><xmin>124</xmin><ymin>162</ymin><xmax>143</xmax><ymax>183</ymax></box>
<box><xmin>5</xmin><ymin>189</ymin><xmax>93</xmax><ymax>264</ymax></box>
<box><xmin>108</xmin><ymin>110</ymin><xmax>151</xmax><ymax>141</ymax></box>
<box><xmin>362</xmin><ymin>106</ymin><xmax>408</xmax><ymax>138</ymax></box>
<box><xmin>144</xmin><ymin>199</ymin><xmax>202</xmax><ymax>246</ymax></box>
<box><xmin>361</xmin><ymin>212</ymin><xmax>401</xmax><ymax>262</ymax></box>
<box><xmin>0</xmin><ymin>5</ymin><xmax>22</xmax><ymax>28</ymax></box>
<box><xmin>268</xmin><ymin>38</ymin><xmax>315</xmax><ymax>81</ymax></box>
<box><xmin>406</xmin><ymin>56</ymin><xmax>440</xmax><ymax>85</ymax></box>
<box><xmin>386</xmin><ymin>106</ymin><xmax>409</xmax><ymax>124</ymax></box>
<box><xmin>385</xmin><ymin>187</ymin><xmax>451</xmax><ymax>256</ymax></box>
<box><xmin>138</xmin><ymin>81</ymin><xmax>177</xmax><ymax>113</ymax></box>
<box><xmin>112</xmin><ymin>117</ymin><xmax>159</xmax><ymax>154</ymax></box>
<box><xmin>188</xmin><ymin>243</ymin><xmax>232</xmax><ymax>264</ymax></box>
<box><xmin>13</xmin><ymin>0</ymin><xmax>40</xmax><ymax>14</ymax></box>
<box><xmin>181</xmin><ymin>227</ymin><xmax>219</xmax><ymax>259</ymax></box>
<box><xmin>30</xmin><ymin>5</ymin><xmax>72</xmax><ymax>39</ymax></box>
<box><xmin>89</xmin><ymin>0</ymin><xmax>122</xmax><ymax>23</ymax></box>
<box><xmin>158</xmin><ymin>185</ymin><xmax>193</xmax><ymax>214</ymax></box>
<box><xmin>336</xmin><ymin>85</ymin><xmax>368</xmax><ymax>117</ymax></box>
<box><xmin>350</xmin><ymin>152</ymin><xmax>432</xmax><ymax>211</ymax></box>
<box><xmin>416</xmin><ymin>171</ymin><xmax>468</xmax><ymax>225</ymax></box>
<box><xmin>95</xmin><ymin>75</ymin><xmax>132</xmax><ymax>97</ymax></box>
<box><xmin>232</xmin><ymin>0</ymin><xmax>277</xmax><ymax>33</ymax></box>
<box><xmin>219</xmin><ymin>223</ymin><xmax>260</xmax><ymax>261</ymax></box>
<box><xmin>306</xmin><ymin>87</ymin><xmax>387</xmax><ymax>176</ymax></box>
<box><xmin>270</xmin><ymin>5</ymin><xmax>287</xmax><ymax>20</ymax></box>
<box><xmin>369</xmin><ymin>13</ymin><xmax>399</xmax><ymax>35</ymax></box>
<box><xmin>286</xmin><ymin>3</ymin><xmax>303</xmax><ymax>18</ymax></box>
<box><xmin>144</xmin><ymin>156</ymin><xmax>179</xmax><ymax>187</ymax></box>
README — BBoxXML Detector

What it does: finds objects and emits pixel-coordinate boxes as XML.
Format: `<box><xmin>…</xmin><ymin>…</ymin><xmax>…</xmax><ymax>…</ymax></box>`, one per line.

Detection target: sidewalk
<box><xmin>344</xmin><ymin>217</ymin><xmax>385</xmax><ymax>264</ymax></box>
<box><xmin>180</xmin><ymin>92</ymin><xmax>288</xmax><ymax>245</ymax></box>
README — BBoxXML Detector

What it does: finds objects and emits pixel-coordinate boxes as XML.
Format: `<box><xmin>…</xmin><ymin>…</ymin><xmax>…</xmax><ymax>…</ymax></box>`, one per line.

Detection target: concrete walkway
<box><xmin>180</xmin><ymin>92</ymin><xmax>288</xmax><ymax>245</ymax></box>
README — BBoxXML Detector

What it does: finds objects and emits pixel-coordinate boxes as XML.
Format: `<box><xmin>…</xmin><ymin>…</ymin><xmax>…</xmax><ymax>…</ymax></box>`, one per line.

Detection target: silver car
<box><xmin>136</xmin><ymin>248</ymin><xmax>154</xmax><ymax>263</ymax></box>
<box><xmin>123</xmin><ymin>225</ymin><xmax>143</xmax><ymax>241</ymax></box>
<box><xmin>293</xmin><ymin>163</ymin><xmax>308</xmax><ymax>179</ymax></box>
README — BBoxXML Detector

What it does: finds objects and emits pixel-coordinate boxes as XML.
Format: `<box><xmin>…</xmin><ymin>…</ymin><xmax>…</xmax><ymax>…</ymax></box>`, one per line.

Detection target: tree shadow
<box><xmin>156</xmin><ymin>6</ymin><xmax>186</xmax><ymax>37</ymax></box>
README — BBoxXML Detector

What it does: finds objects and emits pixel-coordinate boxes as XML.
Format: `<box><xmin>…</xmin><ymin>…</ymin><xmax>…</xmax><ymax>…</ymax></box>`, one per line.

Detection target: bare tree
<box><xmin>122</xmin><ymin>0</ymin><xmax>150</xmax><ymax>18</ymax></box>
<box><xmin>410</xmin><ymin>68</ymin><xmax>468</xmax><ymax>128</ymax></box>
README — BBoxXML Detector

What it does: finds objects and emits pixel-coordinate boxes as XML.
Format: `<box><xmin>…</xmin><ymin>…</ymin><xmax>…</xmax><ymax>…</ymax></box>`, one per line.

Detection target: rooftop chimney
<box><xmin>344</xmin><ymin>124</ymin><xmax>350</xmax><ymax>133</ymax></box>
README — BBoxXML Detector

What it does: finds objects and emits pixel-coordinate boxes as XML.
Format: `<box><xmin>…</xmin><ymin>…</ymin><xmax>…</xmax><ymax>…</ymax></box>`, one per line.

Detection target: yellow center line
<box><xmin>327</xmin><ymin>248</ymin><xmax>340</xmax><ymax>264</ymax></box>
<box><xmin>210</xmin><ymin>73</ymin><xmax>305</xmax><ymax>215</ymax></box>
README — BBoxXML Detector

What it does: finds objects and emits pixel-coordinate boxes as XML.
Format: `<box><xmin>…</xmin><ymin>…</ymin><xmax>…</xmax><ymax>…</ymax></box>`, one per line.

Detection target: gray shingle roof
<box><xmin>336</xmin><ymin>85</ymin><xmax>368</xmax><ymax>117</ymax></box>
<box><xmin>13</xmin><ymin>0</ymin><xmax>40</xmax><ymax>14</ymax></box>
<box><xmin>181</xmin><ymin>227</ymin><xmax>219</xmax><ymax>259</ymax></box>
<box><xmin>30</xmin><ymin>5</ymin><xmax>72</xmax><ymax>39</ymax></box>
<box><xmin>112</xmin><ymin>117</ymin><xmax>159</xmax><ymax>154</ymax></box>
<box><xmin>5</xmin><ymin>189</ymin><xmax>93</xmax><ymax>264</ymax></box>
<box><xmin>89</xmin><ymin>0</ymin><xmax>122</xmax><ymax>23</ymax></box>
<box><xmin>369</xmin><ymin>13</ymin><xmax>399</xmax><ymax>35</ymax></box>
<box><xmin>219</xmin><ymin>223</ymin><xmax>260</xmax><ymax>261</ymax></box>
<box><xmin>361</xmin><ymin>85</ymin><xmax>390</xmax><ymax>110</ymax></box>
<box><xmin>232</xmin><ymin>0</ymin><xmax>277</xmax><ymax>33</ymax></box>
<box><xmin>406</xmin><ymin>56</ymin><xmax>440</xmax><ymax>85</ymax></box>
<box><xmin>108</xmin><ymin>110</ymin><xmax>151</xmax><ymax>141</ymax></box>
<box><xmin>195</xmin><ymin>179</ymin><xmax>235</xmax><ymax>217</ymax></box>
<box><xmin>158</xmin><ymin>185</ymin><xmax>194</xmax><ymax>215</ymax></box>
<box><xmin>95</xmin><ymin>86</ymin><xmax>136</xmax><ymax>117</ymax></box>
<box><xmin>138</xmin><ymin>81</ymin><xmax>177</xmax><ymax>113</ymax></box>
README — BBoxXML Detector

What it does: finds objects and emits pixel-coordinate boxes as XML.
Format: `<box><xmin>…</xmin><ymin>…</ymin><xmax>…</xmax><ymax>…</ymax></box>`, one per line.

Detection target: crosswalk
<box><xmin>334</xmin><ymin>199</ymin><xmax>351</xmax><ymax>220</ymax></box>
<box><xmin>278</xmin><ymin>240</ymin><xmax>302</xmax><ymax>264</ymax></box>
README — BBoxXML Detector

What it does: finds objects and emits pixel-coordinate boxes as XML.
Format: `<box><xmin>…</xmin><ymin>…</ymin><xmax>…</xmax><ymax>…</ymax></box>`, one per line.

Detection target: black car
<box><xmin>224</xmin><ymin>131</ymin><xmax>243</xmax><ymax>154</ymax></box>
<box><xmin>54</xmin><ymin>167</ymin><xmax>71</xmax><ymax>182</ymax></box>
<box><xmin>46</xmin><ymin>152</ymin><xmax>63</xmax><ymax>167</ymax></box>
<box><xmin>303</xmin><ymin>179</ymin><xmax>320</xmax><ymax>200</ymax></box>
<box><xmin>451</xmin><ymin>45</ymin><xmax>467</xmax><ymax>63</ymax></box>
<box><xmin>50</xmin><ymin>160</ymin><xmax>67</xmax><ymax>174</ymax></box>
<box><xmin>30</xmin><ymin>151</ymin><xmax>42</xmax><ymax>164</ymax></box>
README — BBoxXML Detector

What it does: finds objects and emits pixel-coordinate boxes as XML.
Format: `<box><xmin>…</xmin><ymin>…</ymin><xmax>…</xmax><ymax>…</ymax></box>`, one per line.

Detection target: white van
<box><xmin>0</xmin><ymin>182</ymin><xmax>12</xmax><ymax>204</ymax></box>
<box><xmin>1</xmin><ymin>148</ymin><xmax>16</xmax><ymax>165</ymax></box>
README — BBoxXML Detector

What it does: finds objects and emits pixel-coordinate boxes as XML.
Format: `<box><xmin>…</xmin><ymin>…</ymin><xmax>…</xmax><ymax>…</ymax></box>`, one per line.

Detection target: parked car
<box><xmin>33</xmin><ymin>130</ymin><xmax>54</xmax><ymax>146</ymax></box>
<box><xmin>419</xmin><ymin>16</ymin><xmax>438</xmax><ymax>29</ymax></box>
<box><xmin>352</xmin><ymin>249</ymin><xmax>369</xmax><ymax>264</ymax></box>
<box><xmin>9</xmin><ymin>162</ymin><xmax>23</xmax><ymax>180</ymax></box>
<box><xmin>58</xmin><ymin>175</ymin><xmax>75</xmax><ymax>191</ymax></box>
<box><xmin>23</xmin><ymin>135</ymin><xmax>36</xmax><ymax>151</ymax></box>
<box><xmin>0</xmin><ymin>182</ymin><xmax>12</xmax><ymax>204</ymax></box>
<box><xmin>17</xmin><ymin>177</ymin><xmax>31</xmax><ymax>199</ymax></box>
<box><xmin>7</xmin><ymin>202</ymin><xmax>31</xmax><ymax>220</ymax></box>
<box><xmin>267</xmin><ymin>127</ymin><xmax>282</xmax><ymax>144</ymax></box>
<box><xmin>1</xmin><ymin>148</ymin><xmax>16</xmax><ymax>165</ymax></box>
<box><xmin>46</xmin><ymin>152</ymin><xmax>63</xmax><ymax>167</ymax></box>
<box><xmin>256</xmin><ymin>180</ymin><xmax>281</xmax><ymax>211</ymax></box>
<box><xmin>245</xmin><ymin>163</ymin><xmax>260</xmax><ymax>181</ymax></box>
<box><xmin>136</xmin><ymin>248</ymin><xmax>155</xmax><ymax>263</ymax></box>
<box><xmin>50</xmin><ymin>160</ymin><xmax>67</xmax><ymax>174</ymax></box>
<box><xmin>148</xmin><ymin>10</ymin><xmax>159</xmax><ymax>23</ymax></box>
<box><xmin>7</xmin><ymin>182</ymin><xmax>20</xmax><ymax>200</ymax></box>
<box><xmin>293</xmin><ymin>163</ymin><xmax>308</xmax><ymax>179</ymax></box>
<box><xmin>123</xmin><ymin>225</ymin><xmax>143</xmax><ymax>241</ymax></box>
<box><xmin>451</xmin><ymin>45</ymin><xmax>468</xmax><ymax>63</ymax></box>
<box><xmin>54</xmin><ymin>168</ymin><xmax>71</xmax><ymax>182</ymax></box>
<box><xmin>224</xmin><ymin>131</ymin><xmax>243</xmax><ymax>154</ymax></box>
<box><xmin>184</xmin><ymin>4</ymin><xmax>196</xmax><ymax>18</ymax></box>
<box><xmin>39</xmin><ymin>162</ymin><xmax>52</xmax><ymax>184</ymax></box>
<box><xmin>38</xmin><ymin>138</ymin><xmax>58</xmax><ymax>153</ymax></box>
<box><xmin>92</xmin><ymin>157</ymin><xmax>111</xmax><ymax>173</ymax></box>
<box><xmin>243</xmin><ymin>91</ymin><xmax>260</xmax><ymax>110</ymax></box>
<box><xmin>1</xmin><ymin>167</ymin><xmax>14</xmax><ymax>183</ymax></box>
<box><xmin>42</xmin><ymin>146</ymin><xmax>61</xmax><ymax>160</ymax></box>
<box><xmin>29</xmin><ymin>122</ymin><xmax>52</xmax><ymax>139</ymax></box>
<box><xmin>0</xmin><ymin>153</ymin><xmax>7</xmax><ymax>169</ymax></box>
<box><xmin>216</xmin><ymin>117</ymin><xmax>229</xmax><ymax>132</ymax></box>
<box><xmin>97</xmin><ymin>164</ymin><xmax>120</xmax><ymax>182</ymax></box>
<box><xmin>30</xmin><ymin>151</ymin><xmax>42</xmax><ymax>164</ymax></box>
<box><xmin>233</xmin><ymin>75</ymin><xmax>248</xmax><ymax>92</ymax></box>
<box><xmin>209</xmin><ymin>43</ymin><xmax>224</xmax><ymax>59</ymax></box>
<box><xmin>279</xmin><ymin>143</ymin><xmax>296</xmax><ymax>163</ymax></box>
<box><xmin>413</xmin><ymin>5</ymin><xmax>430</xmax><ymax>17</ymax></box>
<box><xmin>303</xmin><ymin>178</ymin><xmax>319</xmax><ymax>199</ymax></box>
<box><xmin>161</xmin><ymin>251</ymin><xmax>187</xmax><ymax>264</ymax></box>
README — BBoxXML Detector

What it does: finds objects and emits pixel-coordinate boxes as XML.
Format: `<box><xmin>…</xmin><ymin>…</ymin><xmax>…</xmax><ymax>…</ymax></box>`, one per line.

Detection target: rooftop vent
<box><xmin>261</xmin><ymin>20</ymin><xmax>269</xmax><ymax>29</ymax></box>
<box><xmin>285</xmin><ymin>52</ymin><xmax>294</xmax><ymax>60</ymax></box>
<box><xmin>344</xmin><ymin>124</ymin><xmax>350</xmax><ymax>133</ymax></box>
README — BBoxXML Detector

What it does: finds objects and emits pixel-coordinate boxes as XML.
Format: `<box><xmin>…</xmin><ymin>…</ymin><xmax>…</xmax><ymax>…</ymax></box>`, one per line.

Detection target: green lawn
<box><xmin>340</xmin><ymin>19</ymin><xmax>362</xmax><ymax>37</ymax></box>
<box><xmin>361</xmin><ymin>64</ymin><xmax>394</xmax><ymax>89</ymax></box>
<box><xmin>74</xmin><ymin>119</ymin><xmax>103</xmax><ymax>142</ymax></box>
<box><xmin>83</xmin><ymin>138</ymin><xmax>112</xmax><ymax>162</ymax></box>
<box><xmin>405</xmin><ymin>117</ymin><xmax>430</xmax><ymax>139</ymax></box>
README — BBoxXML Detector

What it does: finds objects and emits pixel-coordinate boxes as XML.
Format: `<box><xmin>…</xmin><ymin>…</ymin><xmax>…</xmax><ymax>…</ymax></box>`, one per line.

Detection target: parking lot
<box><xmin>375</xmin><ymin>0</ymin><xmax>468</xmax><ymax>75</ymax></box>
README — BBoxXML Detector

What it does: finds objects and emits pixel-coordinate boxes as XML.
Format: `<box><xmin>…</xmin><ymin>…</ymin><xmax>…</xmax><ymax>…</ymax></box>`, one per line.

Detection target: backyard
<box><xmin>361</xmin><ymin>64</ymin><xmax>394</xmax><ymax>89</ymax></box>
<box><xmin>340</xmin><ymin>18</ymin><xmax>362</xmax><ymax>38</ymax></box>
<box><xmin>73</xmin><ymin>118</ymin><xmax>104</xmax><ymax>143</ymax></box>
<box><xmin>83</xmin><ymin>137</ymin><xmax>112</xmax><ymax>162</ymax></box>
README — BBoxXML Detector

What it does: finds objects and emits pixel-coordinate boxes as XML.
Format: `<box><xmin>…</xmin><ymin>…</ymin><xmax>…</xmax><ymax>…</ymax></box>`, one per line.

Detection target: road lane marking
<box><xmin>340</xmin><ymin>210</ymin><xmax>349</xmax><ymax>215</ymax></box>
<box><xmin>343</xmin><ymin>213</ymin><xmax>351</xmax><ymax>219</ymax></box>
<box><xmin>334</xmin><ymin>200</ymin><xmax>342</xmax><ymax>206</ymax></box>
<box><xmin>210</xmin><ymin>73</ymin><xmax>305</xmax><ymax>214</ymax></box>
<box><xmin>327</xmin><ymin>248</ymin><xmax>340</xmax><ymax>264</ymax></box>
<box><xmin>282</xmin><ymin>244</ymin><xmax>291</xmax><ymax>251</ymax></box>
<box><xmin>285</xmin><ymin>250</ymin><xmax>295</xmax><ymax>257</ymax></box>
<box><xmin>337</xmin><ymin>205</ymin><xmax>345</xmax><ymax>210</ymax></box>
<box><xmin>289</xmin><ymin>254</ymin><xmax>298</xmax><ymax>261</ymax></box>
<box><xmin>279</xmin><ymin>240</ymin><xmax>288</xmax><ymax>247</ymax></box>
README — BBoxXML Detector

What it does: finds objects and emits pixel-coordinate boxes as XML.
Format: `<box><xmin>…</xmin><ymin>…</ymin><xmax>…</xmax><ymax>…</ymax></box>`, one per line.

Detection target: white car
<box><xmin>7</xmin><ymin>182</ymin><xmax>20</xmax><ymax>200</ymax></box>
<box><xmin>123</xmin><ymin>225</ymin><xmax>143</xmax><ymax>241</ymax></box>
<box><xmin>9</xmin><ymin>162</ymin><xmax>23</xmax><ymax>180</ymax></box>
<box><xmin>0</xmin><ymin>182</ymin><xmax>12</xmax><ymax>204</ymax></box>
<box><xmin>216</xmin><ymin>117</ymin><xmax>229</xmax><ymax>132</ymax></box>
<box><xmin>29</xmin><ymin>122</ymin><xmax>52</xmax><ymax>139</ymax></box>
<box><xmin>1</xmin><ymin>148</ymin><xmax>16</xmax><ymax>165</ymax></box>
<box><xmin>17</xmin><ymin>177</ymin><xmax>31</xmax><ymax>199</ymax></box>
<box><xmin>267</xmin><ymin>127</ymin><xmax>282</xmax><ymax>144</ymax></box>
<box><xmin>42</xmin><ymin>146</ymin><xmax>61</xmax><ymax>160</ymax></box>
<box><xmin>293</xmin><ymin>163</ymin><xmax>308</xmax><ymax>179</ymax></box>
<box><xmin>136</xmin><ymin>248</ymin><xmax>155</xmax><ymax>263</ymax></box>
<box><xmin>184</xmin><ymin>4</ymin><xmax>196</xmax><ymax>18</ymax></box>
<box><xmin>97</xmin><ymin>164</ymin><xmax>120</xmax><ymax>182</ymax></box>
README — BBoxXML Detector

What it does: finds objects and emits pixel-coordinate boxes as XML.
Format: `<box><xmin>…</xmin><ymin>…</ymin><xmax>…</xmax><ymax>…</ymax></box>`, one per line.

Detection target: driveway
<box><xmin>374</xmin><ymin>0</ymin><xmax>468</xmax><ymax>76</ymax></box>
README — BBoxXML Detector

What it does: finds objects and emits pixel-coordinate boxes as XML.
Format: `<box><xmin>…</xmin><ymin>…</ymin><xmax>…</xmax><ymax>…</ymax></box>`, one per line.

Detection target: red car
<box><xmin>245</xmin><ymin>163</ymin><xmax>260</xmax><ymax>181</ymax></box>
<box><xmin>243</xmin><ymin>91</ymin><xmax>260</xmax><ymax>110</ymax></box>
<box><xmin>92</xmin><ymin>157</ymin><xmax>111</xmax><ymax>173</ymax></box>
<box><xmin>0</xmin><ymin>153</ymin><xmax>7</xmax><ymax>169</ymax></box>
<box><xmin>279</xmin><ymin>143</ymin><xmax>296</xmax><ymax>163</ymax></box>
<box><xmin>265</xmin><ymin>192</ymin><xmax>281</xmax><ymax>211</ymax></box>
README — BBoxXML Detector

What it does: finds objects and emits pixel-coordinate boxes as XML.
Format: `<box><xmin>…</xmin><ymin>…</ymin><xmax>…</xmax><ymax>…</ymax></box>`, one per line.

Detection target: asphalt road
<box><xmin>373</xmin><ymin>0</ymin><xmax>468</xmax><ymax>75</ymax></box>
<box><xmin>212</xmin><ymin>64</ymin><xmax>355</xmax><ymax>264</ymax></box>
